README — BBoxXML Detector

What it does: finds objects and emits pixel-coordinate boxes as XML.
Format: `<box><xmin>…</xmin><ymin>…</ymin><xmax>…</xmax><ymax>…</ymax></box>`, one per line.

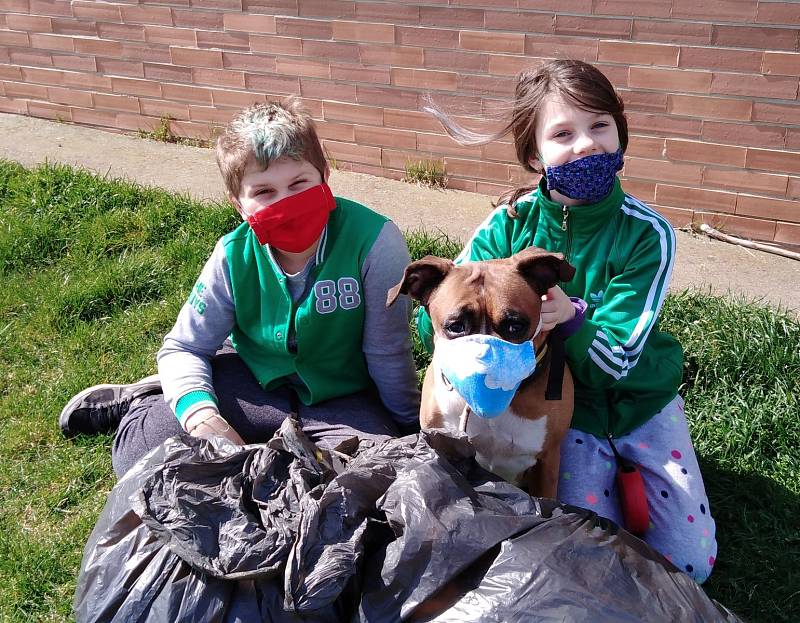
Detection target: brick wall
<box><xmin>1</xmin><ymin>0</ymin><xmax>798</xmax><ymax>244</ymax></box>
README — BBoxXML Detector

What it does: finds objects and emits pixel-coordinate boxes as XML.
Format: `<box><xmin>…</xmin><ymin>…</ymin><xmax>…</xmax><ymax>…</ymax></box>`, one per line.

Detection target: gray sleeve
<box><xmin>157</xmin><ymin>239</ymin><xmax>235</xmax><ymax>418</ymax></box>
<box><xmin>361</xmin><ymin>221</ymin><xmax>421</xmax><ymax>425</ymax></box>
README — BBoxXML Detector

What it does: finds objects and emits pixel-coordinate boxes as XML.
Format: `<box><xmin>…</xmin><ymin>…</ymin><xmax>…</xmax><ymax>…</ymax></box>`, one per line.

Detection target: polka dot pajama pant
<box><xmin>557</xmin><ymin>395</ymin><xmax>717</xmax><ymax>583</ymax></box>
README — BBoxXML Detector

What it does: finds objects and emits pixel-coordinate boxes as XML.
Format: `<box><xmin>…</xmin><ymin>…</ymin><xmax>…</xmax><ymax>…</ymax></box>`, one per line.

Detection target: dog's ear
<box><xmin>515</xmin><ymin>247</ymin><xmax>576</xmax><ymax>295</ymax></box>
<box><xmin>386</xmin><ymin>255</ymin><xmax>454</xmax><ymax>307</ymax></box>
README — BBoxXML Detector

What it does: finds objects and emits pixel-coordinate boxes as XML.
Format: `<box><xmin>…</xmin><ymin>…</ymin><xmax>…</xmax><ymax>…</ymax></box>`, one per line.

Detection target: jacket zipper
<box><xmin>561</xmin><ymin>205</ymin><xmax>572</xmax><ymax>265</ymax></box>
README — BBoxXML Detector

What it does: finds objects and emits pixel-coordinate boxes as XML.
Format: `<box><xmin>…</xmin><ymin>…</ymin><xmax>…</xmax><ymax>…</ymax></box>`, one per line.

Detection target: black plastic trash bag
<box><xmin>74</xmin><ymin>418</ymin><xmax>741</xmax><ymax>622</ymax></box>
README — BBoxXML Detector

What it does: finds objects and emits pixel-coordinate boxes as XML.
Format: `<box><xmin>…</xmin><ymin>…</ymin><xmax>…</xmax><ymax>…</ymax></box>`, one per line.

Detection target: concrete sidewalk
<box><xmin>1</xmin><ymin>112</ymin><xmax>798</xmax><ymax>313</ymax></box>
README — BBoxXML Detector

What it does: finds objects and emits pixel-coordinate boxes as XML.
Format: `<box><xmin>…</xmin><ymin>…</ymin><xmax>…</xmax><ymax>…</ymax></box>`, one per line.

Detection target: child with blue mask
<box><xmin>419</xmin><ymin>59</ymin><xmax>716</xmax><ymax>584</ymax></box>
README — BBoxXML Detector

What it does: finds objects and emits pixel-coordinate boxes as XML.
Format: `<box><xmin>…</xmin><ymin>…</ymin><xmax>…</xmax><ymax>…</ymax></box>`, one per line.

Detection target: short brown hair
<box><xmin>215</xmin><ymin>98</ymin><xmax>327</xmax><ymax>198</ymax></box>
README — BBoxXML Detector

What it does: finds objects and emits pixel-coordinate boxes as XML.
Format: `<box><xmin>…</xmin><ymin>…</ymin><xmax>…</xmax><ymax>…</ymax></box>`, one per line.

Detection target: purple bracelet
<box><xmin>555</xmin><ymin>297</ymin><xmax>587</xmax><ymax>339</ymax></box>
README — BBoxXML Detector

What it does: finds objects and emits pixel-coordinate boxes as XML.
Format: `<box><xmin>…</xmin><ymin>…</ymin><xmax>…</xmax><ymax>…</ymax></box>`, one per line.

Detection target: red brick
<box><xmin>298</xmin><ymin>97</ymin><xmax>322</xmax><ymax>118</ymax></box>
<box><xmin>481</xmin><ymin>140</ymin><xmax>516</xmax><ymax>162</ymax></box>
<box><xmin>120</xmin><ymin>5</ymin><xmax>173</xmax><ymax>25</ymax></box>
<box><xmin>672</xmin><ymin>0</ymin><xmax>757</xmax><ymax>22</ymax></box>
<box><xmin>620</xmin><ymin>178</ymin><xmax>657</xmax><ymax>202</ymax></box>
<box><xmin>172</xmin><ymin>9</ymin><xmax>223</xmax><ymax>30</ymax></box>
<box><xmin>632</xmin><ymin>19</ymin><xmax>711</xmax><ymax>45</ymax></box>
<box><xmin>656</xmin><ymin>183</ymin><xmax>737</xmax><ymax>213</ymax></box>
<box><xmin>525</xmin><ymin>35</ymin><xmax>598</xmax><ymax>62</ymax></box>
<box><xmin>518</xmin><ymin>0</ymin><xmax>591</xmax><ymax>10</ymax></box>
<box><xmin>20</xmin><ymin>66</ymin><xmax>63</xmax><ymax>86</ymax></box>
<box><xmin>458</xmin><ymin>74</ymin><xmax>515</xmax><ymax>96</ymax></box>
<box><xmin>355</xmin><ymin>125</ymin><xmax>416</xmax><ymax>150</ymax></box>
<box><xmin>95</xmin><ymin>22</ymin><xmax>142</xmax><ymax>42</ymax></box>
<box><xmin>93</xmin><ymin>92</ymin><xmax>140</xmax><ymax>113</ymax></box>
<box><xmin>746</xmin><ymin>148</ymin><xmax>800</xmax><ymax>175</ymax></box>
<box><xmin>694</xmin><ymin>212</ymin><xmax>776</xmax><ymax>241</ymax></box>
<box><xmin>595</xmin><ymin>62</ymin><xmax>629</xmax><ymax>87</ymax></box>
<box><xmin>762</xmin><ymin>52</ymin><xmax>800</xmax><ymax>77</ymax></box>
<box><xmin>554</xmin><ymin>15</ymin><xmax>632</xmax><ymax>38</ymax></box>
<box><xmin>324</xmin><ymin>100</ymin><xmax>382</xmax><ymax>125</ymax></box>
<box><xmin>711</xmin><ymin>72</ymin><xmax>798</xmax><ymax>99</ymax></box>
<box><xmin>774</xmin><ymin>221</ymin><xmax>800</xmax><ymax>245</ymax></box>
<box><xmin>679</xmin><ymin>46</ymin><xmax>762</xmax><ymax>73</ymax></box>
<box><xmin>655</xmin><ymin>204</ymin><xmax>694</xmax><ymax>228</ymax></box>
<box><xmin>222</xmin><ymin>51</ymin><xmax>277</xmax><ymax>72</ymax></box>
<box><xmin>0</xmin><ymin>65</ymin><xmax>23</xmax><ymax>80</ymax></box>
<box><xmin>29</xmin><ymin>0</ymin><xmax>72</xmax><ymax>17</ymax></box>
<box><xmin>359</xmin><ymin>44</ymin><xmax>423</xmax><ymax>67</ymax></box>
<box><xmin>111</xmin><ymin>76</ymin><xmax>162</xmax><ymax>97</ymax></box>
<box><xmin>702</xmin><ymin>121</ymin><xmax>787</xmax><ymax>149</ymax></box>
<box><xmin>593</xmin><ymin>0</ymin><xmax>670</xmax><ymax>17</ymax></box>
<box><xmin>333</xmin><ymin>20</ymin><xmax>394</xmax><ymax>43</ymax></box>
<box><xmin>0</xmin><ymin>97</ymin><xmax>28</xmax><ymax>114</ymax></box>
<box><xmin>623</xmin><ymin>157</ymin><xmax>703</xmax><ymax>184</ymax></box>
<box><xmin>488</xmin><ymin>54</ymin><xmax>538</xmax><ymax>77</ymax></box>
<box><xmin>29</xmin><ymin>33</ymin><xmax>74</xmax><ymax>51</ymax></box>
<box><xmin>598</xmin><ymin>40</ymin><xmax>678</xmax><ymax>66</ymax></box>
<box><xmin>756</xmin><ymin>1</ymin><xmax>800</xmax><ymax>24</ymax></box>
<box><xmin>316</xmin><ymin>120</ymin><xmax>355</xmax><ymax>142</ymax></box>
<box><xmin>188</xmin><ymin>105</ymin><xmax>236</xmax><ymax>124</ymax></box>
<box><xmin>322</xmin><ymin>139</ymin><xmax>381</xmax><ymax>166</ymax></box>
<box><xmin>28</xmin><ymin>101</ymin><xmax>72</xmax><ymax>120</ymax></box>
<box><xmin>0</xmin><ymin>30</ymin><xmax>30</xmax><ymax>46</ymax></box>
<box><xmin>242</xmin><ymin>0</ymin><xmax>297</xmax><ymax>17</ymax></box>
<box><xmin>145</xmin><ymin>25</ymin><xmax>196</xmax><ymax>46</ymax></box>
<box><xmin>476</xmin><ymin>180</ymin><xmax>513</xmax><ymax>197</ymax></box>
<box><xmin>788</xmin><ymin>177</ymin><xmax>800</xmax><ymax>200</ymax></box>
<box><xmin>223</xmin><ymin>12</ymin><xmax>275</xmax><ymax>33</ymax></box>
<box><xmin>666</xmin><ymin>138</ymin><xmax>746</xmax><ymax>167</ymax></box>
<box><xmin>5</xmin><ymin>14</ymin><xmax>53</xmax><ymax>31</ymax></box>
<box><xmin>419</xmin><ymin>6</ymin><xmax>484</xmax><ymax>28</ymax></box>
<box><xmin>626</xmin><ymin>135</ymin><xmax>665</xmax><ymax>159</ymax></box>
<box><xmin>303</xmin><ymin>40</ymin><xmax>360</xmax><ymax>63</ymax></box>
<box><xmin>396</xmin><ymin>25</ymin><xmax>459</xmax><ymax>49</ymax></box>
<box><xmin>73</xmin><ymin>38</ymin><xmax>120</xmax><ymax>56</ymax></box>
<box><xmin>193</xmin><ymin>67</ymin><xmax>246</xmax><ymax>88</ymax></box>
<box><xmin>392</xmin><ymin>68</ymin><xmax>458</xmax><ymax>91</ymax></box>
<box><xmin>447</xmin><ymin>177</ymin><xmax>478</xmax><ymax>193</ymax></box>
<box><xmin>47</xmin><ymin>85</ymin><xmax>92</xmax><ymax>107</ymax></box>
<box><xmin>72</xmin><ymin>1</ymin><xmax>121</xmax><ymax>21</ymax></box>
<box><xmin>383</xmin><ymin>108</ymin><xmax>441</xmax><ymax>132</ymax></box>
<box><xmin>354</xmin><ymin>2</ymin><xmax>419</xmax><ymax>25</ymax></box>
<box><xmin>245</xmin><ymin>72</ymin><xmax>300</xmax><ymax>95</ymax></box>
<box><xmin>192</xmin><ymin>0</ymin><xmax>243</xmax><ymax>10</ymax></box>
<box><xmin>301</xmin><ymin>78</ymin><xmax>354</xmax><ymax>101</ymax></box>
<box><xmin>356</xmin><ymin>84</ymin><xmax>417</xmax><ymax>109</ymax></box>
<box><xmin>736</xmin><ymin>194</ymin><xmax>800</xmax><ymax>223</ymax></box>
<box><xmin>629</xmin><ymin>67</ymin><xmax>711</xmax><ymax>93</ymax></box>
<box><xmin>171</xmin><ymin>47</ymin><xmax>224</xmax><ymax>68</ymax></box>
<box><xmin>97</xmin><ymin>59</ymin><xmax>145</xmax><ymax>78</ymax></box>
<box><xmin>121</xmin><ymin>42</ymin><xmax>171</xmax><ymax>63</ymax></box>
<box><xmin>433</xmin><ymin>92</ymin><xmax>484</xmax><ymax>116</ymax></box>
<box><xmin>2</xmin><ymin>0</ymin><xmax>28</xmax><ymax>11</ymax></box>
<box><xmin>139</xmin><ymin>98</ymin><xmax>190</xmax><ymax>120</ymax></box>
<box><xmin>351</xmin><ymin>163</ymin><xmax>406</xmax><ymax>180</ymax></box>
<box><xmin>484</xmin><ymin>9</ymin><xmax>553</xmax><ymax>32</ymax></box>
<box><xmin>619</xmin><ymin>90</ymin><xmax>667</xmax><ymax>113</ymax></box>
<box><xmin>459</xmin><ymin>30</ymin><xmax>524</xmax><ymax>54</ymax></box>
<box><xmin>276</xmin><ymin>16</ymin><xmax>331</xmax><ymax>39</ymax></box>
<box><xmin>71</xmin><ymin>107</ymin><xmax>118</xmax><ymax>127</ymax></box>
<box><xmin>416</xmin><ymin>132</ymin><xmax>483</xmax><ymax>158</ymax></box>
<box><xmin>788</xmin><ymin>130</ymin><xmax>800</xmax><ymax>151</ymax></box>
<box><xmin>443</xmin><ymin>156</ymin><xmax>511</xmax><ymax>183</ymax></box>
<box><xmin>9</xmin><ymin>49</ymin><xmax>52</xmax><ymax>68</ymax></box>
<box><xmin>250</xmin><ymin>35</ymin><xmax>302</xmax><ymax>56</ymax></box>
<box><xmin>298</xmin><ymin>0</ymin><xmax>354</xmax><ymax>18</ymax></box>
<box><xmin>169</xmin><ymin>119</ymin><xmax>217</xmax><ymax>140</ymax></box>
<box><xmin>627</xmin><ymin>112</ymin><xmax>702</xmax><ymax>138</ymax></box>
<box><xmin>425</xmin><ymin>49</ymin><xmax>489</xmax><ymax>73</ymax></box>
<box><xmin>143</xmin><ymin>62</ymin><xmax>192</xmax><ymax>83</ymax></box>
<box><xmin>330</xmin><ymin>63</ymin><xmax>389</xmax><ymax>84</ymax></box>
<box><xmin>380</xmin><ymin>148</ymin><xmax>424</xmax><ymax>171</ymax></box>
<box><xmin>667</xmin><ymin>94</ymin><xmax>752</xmax><ymax>122</ymax></box>
<box><xmin>197</xmin><ymin>30</ymin><xmax>250</xmax><ymax>50</ymax></box>
<box><xmin>3</xmin><ymin>81</ymin><xmax>48</xmax><ymax>99</ymax></box>
<box><xmin>703</xmin><ymin>166</ymin><xmax>788</xmax><ymax>195</ymax></box>
<box><xmin>712</xmin><ymin>24</ymin><xmax>798</xmax><ymax>51</ymax></box>
<box><xmin>53</xmin><ymin>53</ymin><xmax>96</xmax><ymax>72</ymax></box>
<box><xmin>210</xmin><ymin>88</ymin><xmax>266</xmax><ymax>108</ymax></box>
<box><xmin>276</xmin><ymin>57</ymin><xmax>329</xmax><ymax>79</ymax></box>
<box><xmin>163</xmin><ymin>83</ymin><xmax>213</xmax><ymax>104</ymax></box>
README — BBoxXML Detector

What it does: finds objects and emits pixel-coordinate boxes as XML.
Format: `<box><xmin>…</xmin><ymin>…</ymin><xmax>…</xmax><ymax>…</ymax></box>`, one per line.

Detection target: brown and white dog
<box><xmin>387</xmin><ymin>247</ymin><xmax>575</xmax><ymax>498</ymax></box>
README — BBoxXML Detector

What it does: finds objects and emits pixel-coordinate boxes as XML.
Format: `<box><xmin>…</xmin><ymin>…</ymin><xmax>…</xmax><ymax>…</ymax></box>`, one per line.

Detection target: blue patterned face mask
<box><xmin>436</xmin><ymin>334</ymin><xmax>538</xmax><ymax>419</ymax></box>
<box><xmin>544</xmin><ymin>148</ymin><xmax>624</xmax><ymax>203</ymax></box>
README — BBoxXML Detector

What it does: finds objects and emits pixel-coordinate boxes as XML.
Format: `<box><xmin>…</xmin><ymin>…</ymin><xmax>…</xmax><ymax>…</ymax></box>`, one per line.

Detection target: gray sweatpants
<box><xmin>112</xmin><ymin>346</ymin><xmax>399</xmax><ymax>478</ymax></box>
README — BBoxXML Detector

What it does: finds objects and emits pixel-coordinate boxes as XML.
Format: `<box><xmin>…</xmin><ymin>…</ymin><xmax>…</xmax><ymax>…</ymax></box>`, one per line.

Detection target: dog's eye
<box><xmin>444</xmin><ymin>320</ymin><xmax>466</xmax><ymax>336</ymax></box>
<box><xmin>499</xmin><ymin>317</ymin><xmax>530</xmax><ymax>340</ymax></box>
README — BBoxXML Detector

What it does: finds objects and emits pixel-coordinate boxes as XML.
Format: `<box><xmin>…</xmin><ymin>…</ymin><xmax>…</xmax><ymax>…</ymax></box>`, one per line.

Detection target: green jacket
<box><xmin>225</xmin><ymin>197</ymin><xmax>387</xmax><ymax>405</ymax></box>
<box><xmin>418</xmin><ymin>178</ymin><xmax>683</xmax><ymax>438</ymax></box>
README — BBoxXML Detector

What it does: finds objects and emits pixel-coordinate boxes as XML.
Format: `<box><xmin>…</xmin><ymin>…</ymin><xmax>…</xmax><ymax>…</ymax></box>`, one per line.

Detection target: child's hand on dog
<box><xmin>540</xmin><ymin>286</ymin><xmax>575</xmax><ymax>332</ymax></box>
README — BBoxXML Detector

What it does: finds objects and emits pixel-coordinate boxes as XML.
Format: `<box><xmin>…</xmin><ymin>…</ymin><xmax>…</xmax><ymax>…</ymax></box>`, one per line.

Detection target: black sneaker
<box><xmin>59</xmin><ymin>374</ymin><xmax>162</xmax><ymax>438</ymax></box>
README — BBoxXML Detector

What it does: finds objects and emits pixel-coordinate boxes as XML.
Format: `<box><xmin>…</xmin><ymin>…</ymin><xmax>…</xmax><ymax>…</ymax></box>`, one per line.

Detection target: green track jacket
<box><xmin>418</xmin><ymin>178</ymin><xmax>683</xmax><ymax>438</ymax></box>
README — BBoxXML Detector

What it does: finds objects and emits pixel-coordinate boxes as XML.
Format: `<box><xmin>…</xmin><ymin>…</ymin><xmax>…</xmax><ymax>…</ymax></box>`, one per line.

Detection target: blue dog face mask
<box><xmin>544</xmin><ymin>149</ymin><xmax>624</xmax><ymax>203</ymax></box>
<box><xmin>436</xmin><ymin>334</ymin><xmax>538</xmax><ymax>419</ymax></box>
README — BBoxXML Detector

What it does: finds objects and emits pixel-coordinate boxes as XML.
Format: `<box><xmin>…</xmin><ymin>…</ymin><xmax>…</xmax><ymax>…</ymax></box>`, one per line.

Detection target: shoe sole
<box><xmin>59</xmin><ymin>374</ymin><xmax>161</xmax><ymax>437</ymax></box>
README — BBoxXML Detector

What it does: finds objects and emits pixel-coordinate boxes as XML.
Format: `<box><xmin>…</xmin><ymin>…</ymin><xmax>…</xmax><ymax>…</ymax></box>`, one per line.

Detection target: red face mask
<box><xmin>245</xmin><ymin>183</ymin><xmax>336</xmax><ymax>253</ymax></box>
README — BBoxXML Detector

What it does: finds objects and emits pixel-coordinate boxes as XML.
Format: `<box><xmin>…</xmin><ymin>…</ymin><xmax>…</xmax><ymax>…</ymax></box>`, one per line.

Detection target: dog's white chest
<box><xmin>432</xmin><ymin>363</ymin><xmax>548</xmax><ymax>485</ymax></box>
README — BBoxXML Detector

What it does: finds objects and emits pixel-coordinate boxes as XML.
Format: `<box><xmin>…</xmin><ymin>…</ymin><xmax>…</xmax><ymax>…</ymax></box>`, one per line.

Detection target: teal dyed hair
<box><xmin>216</xmin><ymin>98</ymin><xmax>327</xmax><ymax>198</ymax></box>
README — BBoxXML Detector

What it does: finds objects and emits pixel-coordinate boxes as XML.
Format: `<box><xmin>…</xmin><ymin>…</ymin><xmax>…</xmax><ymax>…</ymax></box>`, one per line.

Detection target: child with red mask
<box><xmin>59</xmin><ymin>99</ymin><xmax>421</xmax><ymax>477</ymax></box>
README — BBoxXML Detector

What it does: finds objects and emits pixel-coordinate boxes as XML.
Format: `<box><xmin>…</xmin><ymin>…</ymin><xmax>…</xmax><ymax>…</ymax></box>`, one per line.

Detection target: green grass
<box><xmin>0</xmin><ymin>160</ymin><xmax>798</xmax><ymax>621</ymax></box>
<box><xmin>402</xmin><ymin>158</ymin><xmax>448</xmax><ymax>189</ymax></box>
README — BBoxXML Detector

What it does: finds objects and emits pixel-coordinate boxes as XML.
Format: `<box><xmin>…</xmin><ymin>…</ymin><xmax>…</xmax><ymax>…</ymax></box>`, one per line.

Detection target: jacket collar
<box><xmin>535</xmin><ymin>177</ymin><xmax>625</xmax><ymax>237</ymax></box>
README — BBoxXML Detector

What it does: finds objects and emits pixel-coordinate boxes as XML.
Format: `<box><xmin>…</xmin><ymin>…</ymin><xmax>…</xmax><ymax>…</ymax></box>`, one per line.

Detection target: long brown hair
<box><xmin>426</xmin><ymin>59</ymin><xmax>628</xmax><ymax>213</ymax></box>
